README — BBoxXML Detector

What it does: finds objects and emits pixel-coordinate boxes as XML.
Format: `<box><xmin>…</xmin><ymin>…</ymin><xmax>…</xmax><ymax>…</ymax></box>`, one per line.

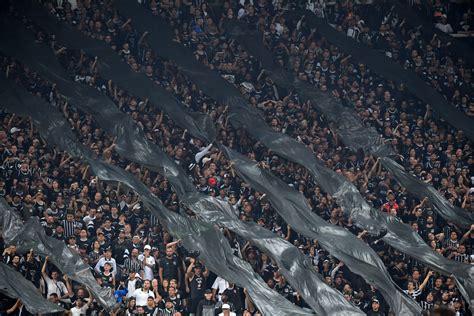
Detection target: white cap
<box><xmin>202</xmin><ymin>157</ymin><xmax>212</xmax><ymax>166</ymax></box>
<box><xmin>222</xmin><ymin>304</ymin><xmax>230</xmax><ymax>310</ymax></box>
<box><xmin>144</xmin><ymin>245</ymin><xmax>151</xmax><ymax>250</ymax></box>
<box><xmin>10</xmin><ymin>127</ymin><xmax>21</xmax><ymax>134</ymax></box>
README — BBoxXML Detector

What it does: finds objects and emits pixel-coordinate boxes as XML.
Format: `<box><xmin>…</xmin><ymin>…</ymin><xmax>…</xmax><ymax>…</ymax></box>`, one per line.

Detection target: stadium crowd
<box><xmin>0</xmin><ymin>0</ymin><xmax>473</xmax><ymax>316</ymax></box>
<box><xmin>316</xmin><ymin>0</ymin><xmax>474</xmax><ymax>115</ymax></box>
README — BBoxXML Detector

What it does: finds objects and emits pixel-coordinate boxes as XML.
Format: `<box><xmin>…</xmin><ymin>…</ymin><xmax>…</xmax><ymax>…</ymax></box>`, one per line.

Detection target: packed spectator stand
<box><xmin>0</xmin><ymin>0</ymin><xmax>473</xmax><ymax>316</ymax></box>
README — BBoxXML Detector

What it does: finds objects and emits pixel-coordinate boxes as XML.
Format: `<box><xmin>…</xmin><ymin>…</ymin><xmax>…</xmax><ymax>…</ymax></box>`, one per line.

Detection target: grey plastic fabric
<box><xmin>221</xmin><ymin>19</ymin><xmax>474</xmax><ymax>309</ymax></box>
<box><xmin>0</xmin><ymin>261</ymin><xmax>64</xmax><ymax>314</ymax></box>
<box><xmin>84</xmin><ymin>161</ymin><xmax>313</xmax><ymax>316</ymax></box>
<box><xmin>181</xmin><ymin>193</ymin><xmax>364</xmax><ymax>316</ymax></box>
<box><xmin>110</xmin><ymin>0</ymin><xmax>474</xmax><ymax>311</ymax></box>
<box><xmin>20</xmin><ymin>0</ymin><xmax>216</xmax><ymax>144</ymax></box>
<box><xmin>111</xmin><ymin>0</ymin><xmax>386</xmax><ymax>236</ymax></box>
<box><xmin>222</xmin><ymin>19</ymin><xmax>473</xmax><ymax>229</ymax></box>
<box><xmin>219</xmin><ymin>145</ymin><xmax>421</xmax><ymax>316</ymax></box>
<box><xmin>286</xmin><ymin>10</ymin><xmax>474</xmax><ymax>141</ymax></box>
<box><xmin>387</xmin><ymin>0</ymin><xmax>474</xmax><ymax>65</ymax></box>
<box><xmin>221</xmin><ymin>19</ymin><xmax>394</xmax><ymax>158</ymax></box>
<box><xmin>0</xmin><ymin>17</ymin><xmax>196</xmax><ymax>198</ymax></box>
<box><xmin>12</xmin><ymin>0</ymin><xmax>474</xmax><ymax>312</ymax></box>
<box><xmin>11</xmin><ymin>9</ymin><xmax>370</xmax><ymax>315</ymax></box>
<box><xmin>381</xmin><ymin>157</ymin><xmax>474</xmax><ymax>226</ymax></box>
<box><xmin>78</xmin><ymin>167</ymin><xmax>313</xmax><ymax>316</ymax></box>
<box><xmin>0</xmin><ymin>76</ymin><xmax>117</xmax><ymax>311</ymax></box>
<box><xmin>0</xmin><ymin>70</ymin><xmax>312</xmax><ymax>316</ymax></box>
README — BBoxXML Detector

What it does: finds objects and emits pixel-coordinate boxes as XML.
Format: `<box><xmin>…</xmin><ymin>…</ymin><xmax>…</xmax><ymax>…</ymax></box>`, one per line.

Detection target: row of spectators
<box><xmin>0</xmin><ymin>0</ymin><xmax>472</xmax><ymax>316</ymax></box>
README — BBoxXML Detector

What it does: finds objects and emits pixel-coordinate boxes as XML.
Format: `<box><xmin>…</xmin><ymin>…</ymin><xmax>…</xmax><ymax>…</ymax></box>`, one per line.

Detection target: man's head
<box><xmin>222</xmin><ymin>303</ymin><xmax>231</xmax><ymax>315</ymax></box>
<box><xmin>79</xmin><ymin>229</ymin><xmax>88</xmax><ymax>239</ymax></box>
<box><xmin>371</xmin><ymin>298</ymin><xmax>380</xmax><ymax>311</ymax></box>
<box><xmin>49</xmin><ymin>293</ymin><xmax>59</xmax><ymax>303</ymax></box>
<box><xmin>75</xmin><ymin>298</ymin><xmax>83</xmax><ymax>307</ymax></box>
<box><xmin>144</xmin><ymin>244</ymin><xmax>151</xmax><ymax>254</ymax></box>
<box><xmin>147</xmin><ymin>296</ymin><xmax>154</xmax><ymax>306</ymax></box>
<box><xmin>77</xmin><ymin>288</ymin><xmax>86</xmax><ymax>298</ymax></box>
<box><xmin>104</xmin><ymin>262</ymin><xmax>112</xmax><ymax>272</ymax></box>
<box><xmin>104</xmin><ymin>248</ymin><xmax>112</xmax><ymax>259</ymax></box>
<box><xmin>166</xmin><ymin>246</ymin><xmax>174</xmax><ymax>258</ymax></box>
<box><xmin>194</xmin><ymin>263</ymin><xmax>202</xmax><ymax>275</ymax></box>
<box><xmin>204</xmin><ymin>289</ymin><xmax>212</xmax><ymax>301</ymax></box>
<box><xmin>51</xmin><ymin>270</ymin><xmax>59</xmax><ymax>280</ymax></box>
<box><xmin>426</xmin><ymin>292</ymin><xmax>434</xmax><ymax>303</ymax></box>
<box><xmin>168</xmin><ymin>286</ymin><xmax>176</xmax><ymax>298</ymax></box>
<box><xmin>165</xmin><ymin>298</ymin><xmax>174</xmax><ymax>310</ymax></box>
<box><xmin>66</xmin><ymin>213</ymin><xmax>74</xmax><ymax>222</ymax></box>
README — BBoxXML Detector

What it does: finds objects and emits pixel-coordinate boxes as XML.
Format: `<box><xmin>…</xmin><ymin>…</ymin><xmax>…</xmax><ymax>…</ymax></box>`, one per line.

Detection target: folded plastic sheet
<box><xmin>222</xmin><ymin>19</ymin><xmax>474</xmax><ymax>309</ymax></box>
<box><xmin>0</xmin><ymin>261</ymin><xmax>64</xmax><ymax>314</ymax></box>
<box><xmin>387</xmin><ymin>0</ymin><xmax>474</xmax><ymax>65</ymax></box>
<box><xmin>220</xmin><ymin>145</ymin><xmax>421</xmax><ymax>316</ymax></box>
<box><xmin>223</xmin><ymin>19</ymin><xmax>473</xmax><ymax>228</ymax></box>
<box><xmin>0</xmin><ymin>17</ymin><xmax>196</xmax><ymax>198</ymax></box>
<box><xmin>14</xmin><ymin>1</ymin><xmax>474</xmax><ymax>312</ymax></box>
<box><xmin>9</xmin><ymin>10</ymin><xmax>371</xmax><ymax>315</ymax></box>
<box><xmin>84</xmin><ymin>160</ymin><xmax>313</xmax><ymax>316</ymax></box>
<box><xmin>284</xmin><ymin>10</ymin><xmax>474</xmax><ymax>141</ymax></box>
<box><xmin>181</xmin><ymin>192</ymin><xmax>364</xmax><ymax>316</ymax></box>
<box><xmin>111</xmin><ymin>0</ymin><xmax>386</xmax><ymax>235</ymax></box>
<box><xmin>0</xmin><ymin>75</ymin><xmax>312</xmax><ymax>316</ymax></box>
<box><xmin>19</xmin><ymin>1</ymin><xmax>216</xmax><ymax>144</ymax></box>
<box><xmin>0</xmin><ymin>77</ymin><xmax>117</xmax><ymax>311</ymax></box>
<box><xmin>222</xmin><ymin>20</ymin><xmax>393</xmax><ymax>158</ymax></box>
<box><xmin>110</xmin><ymin>1</ymin><xmax>474</xmax><ymax>311</ymax></box>
<box><xmin>381</xmin><ymin>157</ymin><xmax>474</xmax><ymax>226</ymax></box>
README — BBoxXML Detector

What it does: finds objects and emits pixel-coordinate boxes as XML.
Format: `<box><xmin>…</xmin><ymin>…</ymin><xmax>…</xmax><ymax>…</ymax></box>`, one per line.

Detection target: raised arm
<box><xmin>419</xmin><ymin>271</ymin><xmax>433</xmax><ymax>292</ymax></box>
<box><xmin>41</xmin><ymin>256</ymin><xmax>49</xmax><ymax>279</ymax></box>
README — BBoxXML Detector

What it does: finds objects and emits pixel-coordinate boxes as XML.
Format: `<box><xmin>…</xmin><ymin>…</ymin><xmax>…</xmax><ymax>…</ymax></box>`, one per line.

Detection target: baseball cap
<box><xmin>205</xmin><ymin>289</ymin><xmax>212</xmax><ymax>294</ymax></box>
<box><xmin>222</xmin><ymin>304</ymin><xmax>230</xmax><ymax>310</ymax></box>
<box><xmin>144</xmin><ymin>245</ymin><xmax>151</xmax><ymax>250</ymax></box>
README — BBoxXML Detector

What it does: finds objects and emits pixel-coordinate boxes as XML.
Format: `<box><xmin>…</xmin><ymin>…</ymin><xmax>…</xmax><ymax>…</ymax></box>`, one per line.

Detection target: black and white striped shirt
<box><xmin>444</xmin><ymin>238</ymin><xmax>459</xmax><ymax>250</ymax></box>
<box><xmin>155</xmin><ymin>306</ymin><xmax>177</xmax><ymax>316</ymax></box>
<box><xmin>420</xmin><ymin>300</ymin><xmax>434</xmax><ymax>311</ymax></box>
<box><xmin>404</xmin><ymin>288</ymin><xmax>422</xmax><ymax>301</ymax></box>
<box><xmin>454</xmin><ymin>253</ymin><xmax>469</xmax><ymax>263</ymax></box>
<box><xmin>123</xmin><ymin>257</ymin><xmax>142</xmax><ymax>274</ymax></box>
<box><xmin>62</xmin><ymin>220</ymin><xmax>77</xmax><ymax>238</ymax></box>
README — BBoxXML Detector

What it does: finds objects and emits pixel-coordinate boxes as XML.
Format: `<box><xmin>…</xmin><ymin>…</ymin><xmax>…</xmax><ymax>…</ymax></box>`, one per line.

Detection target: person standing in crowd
<box><xmin>69</xmin><ymin>295</ymin><xmax>93</xmax><ymax>316</ymax></box>
<box><xmin>218</xmin><ymin>304</ymin><xmax>236</xmax><ymax>316</ymax></box>
<box><xmin>41</xmin><ymin>257</ymin><xmax>69</xmax><ymax>302</ymax></box>
<box><xmin>195</xmin><ymin>289</ymin><xmax>215</xmax><ymax>316</ymax></box>
<box><xmin>138</xmin><ymin>245</ymin><xmax>156</xmax><ymax>281</ymax></box>
<box><xmin>159</xmin><ymin>246</ymin><xmax>181</xmax><ymax>287</ymax></box>
<box><xmin>186</xmin><ymin>258</ymin><xmax>209</xmax><ymax>315</ymax></box>
<box><xmin>95</xmin><ymin>248</ymin><xmax>117</xmax><ymax>277</ymax></box>
<box><xmin>133</xmin><ymin>279</ymin><xmax>154</xmax><ymax>307</ymax></box>
<box><xmin>366</xmin><ymin>298</ymin><xmax>384</xmax><ymax>316</ymax></box>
